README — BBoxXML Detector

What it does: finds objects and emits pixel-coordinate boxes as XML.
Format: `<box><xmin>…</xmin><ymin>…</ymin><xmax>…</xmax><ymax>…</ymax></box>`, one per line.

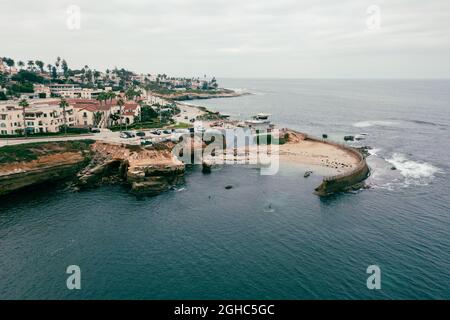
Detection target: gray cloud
<box><xmin>1</xmin><ymin>0</ymin><xmax>449</xmax><ymax>78</ymax></box>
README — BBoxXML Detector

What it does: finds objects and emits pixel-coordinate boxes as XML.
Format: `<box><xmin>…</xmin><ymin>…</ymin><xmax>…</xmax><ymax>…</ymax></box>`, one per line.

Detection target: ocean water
<box><xmin>1</xmin><ymin>79</ymin><xmax>449</xmax><ymax>299</ymax></box>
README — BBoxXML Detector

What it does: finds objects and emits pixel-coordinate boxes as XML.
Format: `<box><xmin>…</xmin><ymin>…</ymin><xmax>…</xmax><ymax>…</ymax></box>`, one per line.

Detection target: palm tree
<box><xmin>109</xmin><ymin>113</ymin><xmax>120</xmax><ymax>128</ymax></box>
<box><xmin>18</xmin><ymin>61</ymin><xmax>25</xmax><ymax>70</ymax></box>
<box><xmin>125</xmin><ymin>87</ymin><xmax>136</xmax><ymax>101</ymax></box>
<box><xmin>138</xmin><ymin>100</ymin><xmax>144</xmax><ymax>124</ymax></box>
<box><xmin>35</xmin><ymin>60</ymin><xmax>45</xmax><ymax>73</ymax></box>
<box><xmin>96</xmin><ymin>93</ymin><xmax>105</xmax><ymax>106</ymax></box>
<box><xmin>3</xmin><ymin>58</ymin><xmax>15</xmax><ymax>73</ymax></box>
<box><xmin>59</xmin><ymin>98</ymin><xmax>69</xmax><ymax>135</ymax></box>
<box><xmin>47</xmin><ymin>64</ymin><xmax>52</xmax><ymax>74</ymax></box>
<box><xmin>55</xmin><ymin>57</ymin><xmax>61</xmax><ymax>72</ymax></box>
<box><xmin>93</xmin><ymin>111</ymin><xmax>103</xmax><ymax>127</ymax></box>
<box><xmin>27</xmin><ymin>60</ymin><xmax>35</xmax><ymax>71</ymax></box>
<box><xmin>98</xmin><ymin>92</ymin><xmax>111</xmax><ymax>106</ymax></box>
<box><xmin>116</xmin><ymin>98</ymin><xmax>125</xmax><ymax>132</ymax></box>
<box><xmin>19</xmin><ymin>99</ymin><xmax>29</xmax><ymax>138</ymax></box>
<box><xmin>107</xmin><ymin>91</ymin><xmax>116</xmax><ymax>103</ymax></box>
<box><xmin>135</xmin><ymin>89</ymin><xmax>142</xmax><ymax>101</ymax></box>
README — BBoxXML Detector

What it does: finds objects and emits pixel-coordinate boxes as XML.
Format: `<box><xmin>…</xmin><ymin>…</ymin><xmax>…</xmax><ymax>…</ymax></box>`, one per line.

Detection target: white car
<box><xmin>120</xmin><ymin>132</ymin><xmax>133</xmax><ymax>139</ymax></box>
<box><xmin>174</xmin><ymin>129</ymin><xmax>190</xmax><ymax>134</ymax></box>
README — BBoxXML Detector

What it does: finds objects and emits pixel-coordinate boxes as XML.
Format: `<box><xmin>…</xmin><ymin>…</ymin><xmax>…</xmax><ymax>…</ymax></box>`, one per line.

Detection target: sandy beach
<box><xmin>174</xmin><ymin>103</ymin><xmax>361</xmax><ymax>177</ymax></box>
<box><xmin>279</xmin><ymin>138</ymin><xmax>360</xmax><ymax>175</ymax></box>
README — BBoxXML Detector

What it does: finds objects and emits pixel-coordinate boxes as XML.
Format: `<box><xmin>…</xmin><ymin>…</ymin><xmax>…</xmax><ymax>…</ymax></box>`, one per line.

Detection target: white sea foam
<box><xmin>353</xmin><ymin>120</ymin><xmax>399</xmax><ymax>128</ymax></box>
<box><xmin>385</xmin><ymin>153</ymin><xmax>441</xmax><ymax>185</ymax></box>
<box><xmin>368</xmin><ymin>148</ymin><xmax>381</xmax><ymax>156</ymax></box>
<box><xmin>227</xmin><ymin>87</ymin><xmax>250</xmax><ymax>94</ymax></box>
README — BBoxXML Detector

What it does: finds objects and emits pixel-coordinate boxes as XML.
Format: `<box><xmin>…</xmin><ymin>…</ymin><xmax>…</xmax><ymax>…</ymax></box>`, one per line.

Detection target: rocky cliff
<box><xmin>156</xmin><ymin>89</ymin><xmax>247</xmax><ymax>101</ymax></box>
<box><xmin>78</xmin><ymin>141</ymin><xmax>185</xmax><ymax>195</ymax></box>
<box><xmin>0</xmin><ymin>141</ymin><xmax>93</xmax><ymax>196</ymax></box>
<box><xmin>0</xmin><ymin>140</ymin><xmax>186</xmax><ymax>197</ymax></box>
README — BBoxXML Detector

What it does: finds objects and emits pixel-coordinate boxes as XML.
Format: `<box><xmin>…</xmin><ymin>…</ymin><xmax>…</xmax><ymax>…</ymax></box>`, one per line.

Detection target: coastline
<box><xmin>154</xmin><ymin>88</ymin><xmax>250</xmax><ymax>101</ymax></box>
<box><xmin>174</xmin><ymin>101</ymin><xmax>370</xmax><ymax>195</ymax></box>
<box><xmin>0</xmin><ymin>91</ymin><xmax>369</xmax><ymax>197</ymax></box>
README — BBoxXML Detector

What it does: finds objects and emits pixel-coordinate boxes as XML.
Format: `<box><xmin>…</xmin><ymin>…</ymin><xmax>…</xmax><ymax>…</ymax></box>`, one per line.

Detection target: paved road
<box><xmin>0</xmin><ymin>129</ymin><xmax>178</xmax><ymax>147</ymax></box>
<box><xmin>0</xmin><ymin>130</ymin><xmax>124</xmax><ymax>147</ymax></box>
<box><xmin>174</xmin><ymin>103</ymin><xmax>204</xmax><ymax>124</ymax></box>
<box><xmin>0</xmin><ymin>103</ymin><xmax>208</xmax><ymax>148</ymax></box>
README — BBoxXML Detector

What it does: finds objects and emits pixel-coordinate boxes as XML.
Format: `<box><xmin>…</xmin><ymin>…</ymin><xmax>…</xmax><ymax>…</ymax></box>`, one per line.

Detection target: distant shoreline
<box><xmin>154</xmin><ymin>88</ymin><xmax>250</xmax><ymax>101</ymax></box>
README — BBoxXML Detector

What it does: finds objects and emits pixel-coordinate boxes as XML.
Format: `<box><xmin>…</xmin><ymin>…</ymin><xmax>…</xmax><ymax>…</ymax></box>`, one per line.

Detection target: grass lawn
<box><xmin>166</xmin><ymin>122</ymin><xmax>192</xmax><ymax>129</ymax></box>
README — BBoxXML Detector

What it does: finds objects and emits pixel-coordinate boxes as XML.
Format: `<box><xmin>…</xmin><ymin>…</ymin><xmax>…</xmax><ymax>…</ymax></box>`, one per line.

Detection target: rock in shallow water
<box><xmin>344</xmin><ymin>135</ymin><xmax>355</xmax><ymax>141</ymax></box>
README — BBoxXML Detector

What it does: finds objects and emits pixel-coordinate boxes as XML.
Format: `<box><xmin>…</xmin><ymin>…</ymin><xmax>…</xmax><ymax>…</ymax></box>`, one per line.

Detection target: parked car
<box><xmin>91</xmin><ymin>127</ymin><xmax>101</xmax><ymax>133</ymax></box>
<box><xmin>174</xmin><ymin>129</ymin><xmax>190</xmax><ymax>134</ymax></box>
<box><xmin>135</xmin><ymin>131</ymin><xmax>146</xmax><ymax>137</ymax></box>
<box><xmin>124</xmin><ymin>131</ymin><xmax>135</xmax><ymax>137</ymax></box>
<box><xmin>163</xmin><ymin>130</ymin><xmax>171</xmax><ymax>134</ymax></box>
<box><xmin>140</xmin><ymin>140</ymin><xmax>153</xmax><ymax>146</ymax></box>
<box><xmin>120</xmin><ymin>132</ymin><xmax>132</xmax><ymax>139</ymax></box>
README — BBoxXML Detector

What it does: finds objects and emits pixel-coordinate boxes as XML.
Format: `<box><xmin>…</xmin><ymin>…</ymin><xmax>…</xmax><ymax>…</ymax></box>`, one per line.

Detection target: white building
<box><xmin>33</xmin><ymin>84</ymin><xmax>52</xmax><ymax>98</ymax></box>
<box><xmin>48</xmin><ymin>84</ymin><xmax>81</xmax><ymax>96</ymax></box>
<box><xmin>0</xmin><ymin>103</ymin><xmax>23</xmax><ymax>135</ymax></box>
<box><xmin>0</xmin><ymin>100</ymin><xmax>75</xmax><ymax>135</ymax></box>
<box><xmin>60</xmin><ymin>88</ymin><xmax>104</xmax><ymax>100</ymax></box>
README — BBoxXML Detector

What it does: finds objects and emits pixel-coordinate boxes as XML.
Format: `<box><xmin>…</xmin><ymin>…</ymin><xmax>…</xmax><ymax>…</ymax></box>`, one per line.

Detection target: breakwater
<box><xmin>304</xmin><ymin>135</ymin><xmax>370</xmax><ymax>196</ymax></box>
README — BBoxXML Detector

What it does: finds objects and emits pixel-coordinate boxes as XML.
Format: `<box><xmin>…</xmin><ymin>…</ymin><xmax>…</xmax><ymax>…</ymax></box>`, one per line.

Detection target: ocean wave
<box><xmin>353</xmin><ymin>120</ymin><xmax>400</xmax><ymax>128</ymax></box>
<box><xmin>395</xmin><ymin>118</ymin><xmax>448</xmax><ymax>127</ymax></box>
<box><xmin>227</xmin><ymin>87</ymin><xmax>251</xmax><ymax>94</ymax></box>
<box><xmin>385</xmin><ymin>153</ymin><xmax>441</xmax><ymax>185</ymax></box>
<box><xmin>368</xmin><ymin>148</ymin><xmax>381</xmax><ymax>156</ymax></box>
<box><xmin>406</xmin><ymin>119</ymin><xmax>439</xmax><ymax>126</ymax></box>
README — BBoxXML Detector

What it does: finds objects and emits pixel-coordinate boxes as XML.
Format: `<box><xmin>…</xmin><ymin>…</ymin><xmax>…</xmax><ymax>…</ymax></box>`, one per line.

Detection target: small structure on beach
<box><xmin>245</xmin><ymin>113</ymin><xmax>273</xmax><ymax>130</ymax></box>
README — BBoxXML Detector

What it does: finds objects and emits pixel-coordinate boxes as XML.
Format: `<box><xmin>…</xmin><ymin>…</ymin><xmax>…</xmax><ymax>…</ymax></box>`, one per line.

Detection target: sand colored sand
<box><xmin>279</xmin><ymin>139</ymin><xmax>360</xmax><ymax>175</ymax></box>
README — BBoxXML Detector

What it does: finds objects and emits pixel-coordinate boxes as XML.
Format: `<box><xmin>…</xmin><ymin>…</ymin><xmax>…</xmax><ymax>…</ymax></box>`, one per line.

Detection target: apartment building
<box><xmin>0</xmin><ymin>101</ymin><xmax>75</xmax><ymax>135</ymax></box>
<box><xmin>48</xmin><ymin>83</ymin><xmax>81</xmax><ymax>96</ymax></box>
<box><xmin>0</xmin><ymin>103</ymin><xmax>23</xmax><ymax>135</ymax></box>
<box><xmin>33</xmin><ymin>84</ymin><xmax>52</xmax><ymax>98</ymax></box>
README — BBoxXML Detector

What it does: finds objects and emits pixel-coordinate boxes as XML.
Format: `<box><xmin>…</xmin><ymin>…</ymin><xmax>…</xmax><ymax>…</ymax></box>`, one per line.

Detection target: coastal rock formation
<box><xmin>86</xmin><ymin>141</ymin><xmax>185</xmax><ymax>195</ymax></box>
<box><xmin>0</xmin><ymin>141</ymin><xmax>93</xmax><ymax>196</ymax></box>
<box><xmin>0</xmin><ymin>128</ymin><xmax>370</xmax><ymax>198</ymax></box>
<box><xmin>0</xmin><ymin>140</ymin><xmax>186</xmax><ymax>197</ymax></box>
<box><xmin>156</xmin><ymin>89</ymin><xmax>247</xmax><ymax>101</ymax></box>
<box><xmin>344</xmin><ymin>135</ymin><xmax>355</xmax><ymax>141</ymax></box>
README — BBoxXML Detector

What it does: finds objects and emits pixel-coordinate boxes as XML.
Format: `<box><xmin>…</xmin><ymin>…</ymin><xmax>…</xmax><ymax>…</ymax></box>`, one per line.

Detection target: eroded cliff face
<box><xmin>78</xmin><ymin>141</ymin><xmax>185</xmax><ymax>195</ymax></box>
<box><xmin>0</xmin><ymin>140</ymin><xmax>186</xmax><ymax>197</ymax></box>
<box><xmin>0</xmin><ymin>151</ymin><xmax>90</xmax><ymax>196</ymax></box>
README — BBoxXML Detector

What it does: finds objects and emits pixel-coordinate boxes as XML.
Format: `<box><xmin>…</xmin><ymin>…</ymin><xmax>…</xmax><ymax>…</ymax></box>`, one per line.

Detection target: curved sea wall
<box><xmin>303</xmin><ymin>135</ymin><xmax>370</xmax><ymax>196</ymax></box>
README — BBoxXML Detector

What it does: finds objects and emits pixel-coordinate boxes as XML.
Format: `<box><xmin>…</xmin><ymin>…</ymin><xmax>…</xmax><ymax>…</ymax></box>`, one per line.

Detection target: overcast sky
<box><xmin>1</xmin><ymin>0</ymin><xmax>449</xmax><ymax>78</ymax></box>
